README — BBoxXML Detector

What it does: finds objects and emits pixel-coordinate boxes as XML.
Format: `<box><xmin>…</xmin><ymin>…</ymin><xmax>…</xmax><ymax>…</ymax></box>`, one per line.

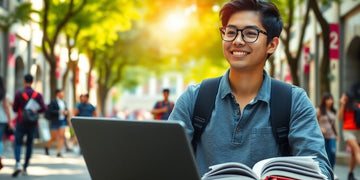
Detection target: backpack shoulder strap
<box><xmin>22</xmin><ymin>92</ymin><xmax>29</xmax><ymax>101</ymax></box>
<box><xmin>31</xmin><ymin>91</ymin><xmax>38</xmax><ymax>99</ymax></box>
<box><xmin>156</xmin><ymin>101</ymin><xmax>162</xmax><ymax>108</ymax></box>
<box><xmin>270</xmin><ymin>78</ymin><xmax>292</xmax><ymax>156</ymax></box>
<box><xmin>191</xmin><ymin>76</ymin><xmax>222</xmax><ymax>153</ymax></box>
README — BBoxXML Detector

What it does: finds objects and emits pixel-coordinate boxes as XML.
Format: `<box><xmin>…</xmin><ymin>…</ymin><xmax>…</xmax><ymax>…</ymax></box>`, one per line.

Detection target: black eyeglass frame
<box><xmin>219</xmin><ymin>26</ymin><xmax>268</xmax><ymax>43</ymax></box>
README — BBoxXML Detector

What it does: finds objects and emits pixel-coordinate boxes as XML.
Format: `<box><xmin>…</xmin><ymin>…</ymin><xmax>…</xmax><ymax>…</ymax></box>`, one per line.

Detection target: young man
<box><xmin>168</xmin><ymin>0</ymin><xmax>333</xmax><ymax>179</ymax></box>
<box><xmin>72</xmin><ymin>93</ymin><xmax>97</xmax><ymax>154</ymax></box>
<box><xmin>73</xmin><ymin>94</ymin><xmax>97</xmax><ymax>117</ymax></box>
<box><xmin>151</xmin><ymin>88</ymin><xmax>174</xmax><ymax>120</ymax></box>
<box><xmin>12</xmin><ymin>74</ymin><xmax>47</xmax><ymax>177</ymax></box>
<box><xmin>44</xmin><ymin>89</ymin><xmax>69</xmax><ymax>157</ymax></box>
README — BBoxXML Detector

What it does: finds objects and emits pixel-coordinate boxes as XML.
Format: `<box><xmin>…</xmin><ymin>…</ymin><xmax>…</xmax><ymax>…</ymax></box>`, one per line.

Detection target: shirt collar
<box><xmin>219</xmin><ymin>69</ymin><xmax>271</xmax><ymax>104</ymax></box>
<box><xmin>24</xmin><ymin>86</ymin><xmax>32</xmax><ymax>91</ymax></box>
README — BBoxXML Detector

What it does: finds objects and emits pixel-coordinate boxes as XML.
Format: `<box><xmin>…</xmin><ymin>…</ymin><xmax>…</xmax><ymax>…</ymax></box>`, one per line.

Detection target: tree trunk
<box><xmin>71</xmin><ymin>61</ymin><xmax>79</xmax><ymax>106</ymax></box>
<box><xmin>49</xmin><ymin>57</ymin><xmax>57</xmax><ymax>99</ymax></box>
<box><xmin>62</xmin><ymin>62</ymin><xmax>71</xmax><ymax>91</ymax></box>
<box><xmin>96</xmin><ymin>78</ymin><xmax>110</xmax><ymax>117</ymax></box>
<box><xmin>309</xmin><ymin>0</ymin><xmax>331</xmax><ymax>95</ymax></box>
<box><xmin>288</xmin><ymin>57</ymin><xmax>300</xmax><ymax>86</ymax></box>
<box><xmin>280</xmin><ymin>0</ymin><xmax>310</xmax><ymax>87</ymax></box>
<box><xmin>268</xmin><ymin>55</ymin><xmax>275</xmax><ymax>78</ymax></box>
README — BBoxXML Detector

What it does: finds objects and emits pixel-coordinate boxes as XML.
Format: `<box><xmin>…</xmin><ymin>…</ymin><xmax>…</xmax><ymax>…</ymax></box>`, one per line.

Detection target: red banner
<box><xmin>76</xmin><ymin>67</ymin><xmax>79</xmax><ymax>84</ymax></box>
<box><xmin>56</xmin><ymin>57</ymin><xmax>61</xmax><ymax>79</ymax></box>
<box><xmin>8</xmin><ymin>34</ymin><xmax>16</xmax><ymax>67</ymax></box>
<box><xmin>303</xmin><ymin>47</ymin><xmax>310</xmax><ymax>74</ymax></box>
<box><xmin>329</xmin><ymin>24</ymin><xmax>340</xmax><ymax>60</ymax></box>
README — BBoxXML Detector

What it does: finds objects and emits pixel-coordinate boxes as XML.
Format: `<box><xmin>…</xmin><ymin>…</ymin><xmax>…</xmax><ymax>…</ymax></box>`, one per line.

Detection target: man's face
<box><xmin>80</xmin><ymin>95</ymin><xmax>85</xmax><ymax>103</ymax></box>
<box><xmin>163</xmin><ymin>91</ymin><xmax>169</xmax><ymax>100</ymax></box>
<box><xmin>222</xmin><ymin>11</ymin><xmax>278</xmax><ymax>71</ymax></box>
<box><xmin>57</xmin><ymin>91</ymin><xmax>64</xmax><ymax>99</ymax></box>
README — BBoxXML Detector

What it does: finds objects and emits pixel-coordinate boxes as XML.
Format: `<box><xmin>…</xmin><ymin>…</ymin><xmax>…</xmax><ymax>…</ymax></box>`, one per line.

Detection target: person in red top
<box><xmin>338</xmin><ymin>92</ymin><xmax>360</xmax><ymax>180</ymax></box>
<box><xmin>12</xmin><ymin>74</ymin><xmax>47</xmax><ymax>177</ymax></box>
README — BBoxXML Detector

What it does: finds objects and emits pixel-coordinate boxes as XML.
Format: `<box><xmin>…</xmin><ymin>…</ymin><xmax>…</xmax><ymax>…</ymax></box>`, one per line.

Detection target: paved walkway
<box><xmin>0</xmin><ymin>147</ymin><xmax>90</xmax><ymax>180</ymax></box>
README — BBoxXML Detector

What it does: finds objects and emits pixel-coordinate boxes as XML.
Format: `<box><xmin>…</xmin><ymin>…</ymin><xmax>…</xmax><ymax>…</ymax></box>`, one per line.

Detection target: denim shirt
<box><xmin>168</xmin><ymin>70</ymin><xmax>333</xmax><ymax>179</ymax></box>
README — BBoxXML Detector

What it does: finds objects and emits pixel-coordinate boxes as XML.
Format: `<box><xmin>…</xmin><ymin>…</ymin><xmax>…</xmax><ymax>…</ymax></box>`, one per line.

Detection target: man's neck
<box><xmin>228</xmin><ymin>68</ymin><xmax>264</xmax><ymax>112</ymax></box>
<box><xmin>228</xmin><ymin>68</ymin><xmax>264</xmax><ymax>96</ymax></box>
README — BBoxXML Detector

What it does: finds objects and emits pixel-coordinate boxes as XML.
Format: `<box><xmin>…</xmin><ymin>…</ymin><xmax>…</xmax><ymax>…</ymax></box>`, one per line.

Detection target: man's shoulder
<box><xmin>85</xmin><ymin>103</ymin><xmax>95</xmax><ymax>109</ymax></box>
<box><xmin>289</xmin><ymin>85</ymin><xmax>307</xmax><ymax>99</ymax></box>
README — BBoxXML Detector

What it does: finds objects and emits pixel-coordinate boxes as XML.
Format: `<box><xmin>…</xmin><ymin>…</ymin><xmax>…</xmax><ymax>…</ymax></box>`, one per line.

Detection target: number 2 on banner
<box><xmin>330</xmin><ymin>31</ymin><xmax>339</xmax><ymax>50</ymax></box>
<box><xmin>329</xmin><ymin>24</ymin><xmax>339</xmax><ymax>59</ymax></box>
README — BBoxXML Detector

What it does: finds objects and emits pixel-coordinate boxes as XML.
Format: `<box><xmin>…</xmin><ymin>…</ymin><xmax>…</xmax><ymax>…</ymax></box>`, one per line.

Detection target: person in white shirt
<box><xmin>44</xmin><ymin>89</ymin><xmax>68</xmax><ymax>157</ymax></box>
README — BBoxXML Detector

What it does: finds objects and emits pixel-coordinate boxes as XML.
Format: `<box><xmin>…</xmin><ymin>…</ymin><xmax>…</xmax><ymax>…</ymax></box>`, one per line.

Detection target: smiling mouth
<box><xmin>232</xmin><ymin>51</ymin><xmax>248</xmax><ymax>55</ymax></box>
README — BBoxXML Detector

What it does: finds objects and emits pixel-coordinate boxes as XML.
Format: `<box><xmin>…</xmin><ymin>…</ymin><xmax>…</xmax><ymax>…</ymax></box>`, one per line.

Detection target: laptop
<box><xmin>71</xmin><ymin>117</ymin><xmax>201</xmax><ymax>180</ymax></box>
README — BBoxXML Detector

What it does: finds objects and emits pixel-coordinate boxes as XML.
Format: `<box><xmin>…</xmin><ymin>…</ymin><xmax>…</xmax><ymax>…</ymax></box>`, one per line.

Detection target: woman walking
<box><xmin>339</xmin><ymin>91</ymin><xmax>360</xmax><ymax>180</ymax></box>
<box><xmin>44</xmin><ymin>89</ymin><xmax>68</xmax><ymax>157</ymax></box>
<box><xmin>316</xmin><ymin>93</ymin><xmax>338</xmax><ymax>169</ymax></box>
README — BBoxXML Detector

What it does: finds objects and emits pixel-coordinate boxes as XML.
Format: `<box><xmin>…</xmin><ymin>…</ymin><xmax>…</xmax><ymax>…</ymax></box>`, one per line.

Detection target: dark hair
<box><xmin>163</xmin><ymin>88</ymin><xmax>170</xmax><ymax>93</ymax></box>
<box><xmin>55</xmin><ymin>88</ymin><xmax>63</xmax><ymax>95</ymax></box>
<box><xmin>24</xmin><ymin>74</ymin><xmax>33</xmax><ymax>83</ymax></box>
<box><xmin>84</xmin><ymin>93</ymin><xmax>89</xmax><ymax>98</ymax></box>
<box><xmin>220</xmin><ymin>0</ymin><xmax>283</xmax><ymax>44</ymax></box>
<box><xmin>0</xmin><ymin>76</ymin><xmax>5</xmax><ymax>101</ymax></box>
<box><xmin>351</xmin><ymin>82</ymin><xmax>360</xmax><ymax>101</ymax></box>
<box><xmin>318</xmin><ymin>93</ymin><xmax>336</xmax><ymax>115</ymax></box>
<box><xmin>345</xmin><ymin>91</ymin><xmax>356</xmax><ymax>111</ymax></box>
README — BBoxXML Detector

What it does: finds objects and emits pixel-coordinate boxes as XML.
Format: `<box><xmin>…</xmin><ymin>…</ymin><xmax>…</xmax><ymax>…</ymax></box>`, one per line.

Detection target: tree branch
<box><xmin>295</xmin><ymin>0</ymin><xmax>311</xmax><ymax>61</ymax></box>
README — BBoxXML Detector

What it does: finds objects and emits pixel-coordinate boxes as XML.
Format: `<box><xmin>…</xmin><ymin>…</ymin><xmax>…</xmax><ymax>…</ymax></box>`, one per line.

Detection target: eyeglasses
<box><xmin>220</xmin><ymin>26</ymin><xmax>268</xmax><ymax>43</ymax></box>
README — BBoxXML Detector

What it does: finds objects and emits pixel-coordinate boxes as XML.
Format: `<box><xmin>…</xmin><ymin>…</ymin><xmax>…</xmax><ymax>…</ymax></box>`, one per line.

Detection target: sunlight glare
<box><xmin>163</xmin><ymin>13</ymin><xmax>188</xmax><ymax>32</ymax></box>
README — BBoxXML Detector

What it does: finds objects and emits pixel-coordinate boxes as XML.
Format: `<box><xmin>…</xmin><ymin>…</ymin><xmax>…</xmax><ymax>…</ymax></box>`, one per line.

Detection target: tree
<box><xmin>276</xmin><ymin>0</ymin><xmax>310</xmax><ymax>86</ymax></box>
<box><xmin>0</xmin><ymin>2</ymin><xmax>33</xmax><ymax>83</ymax></box>
<box><xmin>70</xmin><ymin>0</ymin><xmax>144</xmax><ymax>115</ymax></box>
<box><xmin>275</xmin><ymin>0</ymin><xmax>338</xmax><ymax>94</ymax></box>
<box><xmin>40</xmin><ymin>0</ymin><xmax>86</xmax><ymax>99</ymax></box>
<box><xmin>308</xmin><ymin>0</ymin><xmax>332</xmax><ymax>94</ymax></box>
<box><xmin>92</xmin><ymin>20</ymin><xmax>165</xmax><ymax>116</ymax></box>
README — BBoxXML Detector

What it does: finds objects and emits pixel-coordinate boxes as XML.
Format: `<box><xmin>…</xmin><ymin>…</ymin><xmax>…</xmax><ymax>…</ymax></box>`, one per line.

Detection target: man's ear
<box><xmin>266</xmin><ymin>37</ymin><xmax>279</xmax><ymax>54</ymax></box>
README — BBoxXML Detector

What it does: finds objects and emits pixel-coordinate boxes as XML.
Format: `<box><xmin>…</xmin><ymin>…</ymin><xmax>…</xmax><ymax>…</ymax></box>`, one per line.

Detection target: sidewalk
<box><xmin>0</xmin><ymin>146</ymin><xmax>90</xmax><ymax>180</ymax></box>
<box><xmin>335</xmin><ymin>151</ymin><xmax>360</xmax><ymax>180</ymax></box>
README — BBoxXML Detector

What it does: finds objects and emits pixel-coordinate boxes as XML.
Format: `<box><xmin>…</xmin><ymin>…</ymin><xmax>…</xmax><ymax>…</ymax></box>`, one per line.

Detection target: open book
<box><xmin>201</xmin><ymin>156</ymin><xmax>327</xmax><ymax>180</ymax></box>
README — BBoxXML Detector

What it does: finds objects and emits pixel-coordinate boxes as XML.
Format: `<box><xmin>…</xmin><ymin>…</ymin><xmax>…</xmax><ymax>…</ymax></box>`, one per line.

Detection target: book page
<box><xmin>260</xmin><ymin>161</ymin><xmax>320</xmax><ymax>175</ymax></box>
<box><xmin>252</xmin><ymin>156</ymin><xmax>326</xmax><ymax>180</ymax></box>
<box><xmin>201</xmin><ymin>162</ymin><xmax>259</xmax><ymax>180</ymax></box>
<box><xmin>252</xmin><ymin>156</ymin><xmax>317</xmax><ymax>175</ymax></box>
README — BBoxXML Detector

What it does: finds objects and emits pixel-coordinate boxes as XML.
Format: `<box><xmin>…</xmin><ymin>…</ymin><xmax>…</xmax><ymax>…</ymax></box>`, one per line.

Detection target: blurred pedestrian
<box><xmin>73</xmin><ymin>94</ymin><xmax>97</xmax><ymax>117</ymax></box>
<box><xmin>338</xmin><ymin>91</ymin><xmax>360</xmax><ymax>180</ymax></box>
<box><xmin>72</xmin><ymin>94</ymin><xmax>97</xmax><ymax>154</ymax></box>
<box><xmin>151</xmin><ymin>88</ymin><xmax>174</xmax><ymax>120</ymax></box>
<box><xmin>316</xmin><ymin>93</ymin><xmax>338</xmax><ymax>170</ymax></box>
<box><xmin>44</xmin><ymin>89</ymin><xmax>69</xmax><ymax>157</ymax></box>
<box><xmin>0</xmin><ymin>76</ymin><xmax>13</xmax><ymax>170</ymax></box>
<box><xmin>12</xmin><ymin>74</ymin><xmax>47</xmax><ymax>177</ymax></box>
